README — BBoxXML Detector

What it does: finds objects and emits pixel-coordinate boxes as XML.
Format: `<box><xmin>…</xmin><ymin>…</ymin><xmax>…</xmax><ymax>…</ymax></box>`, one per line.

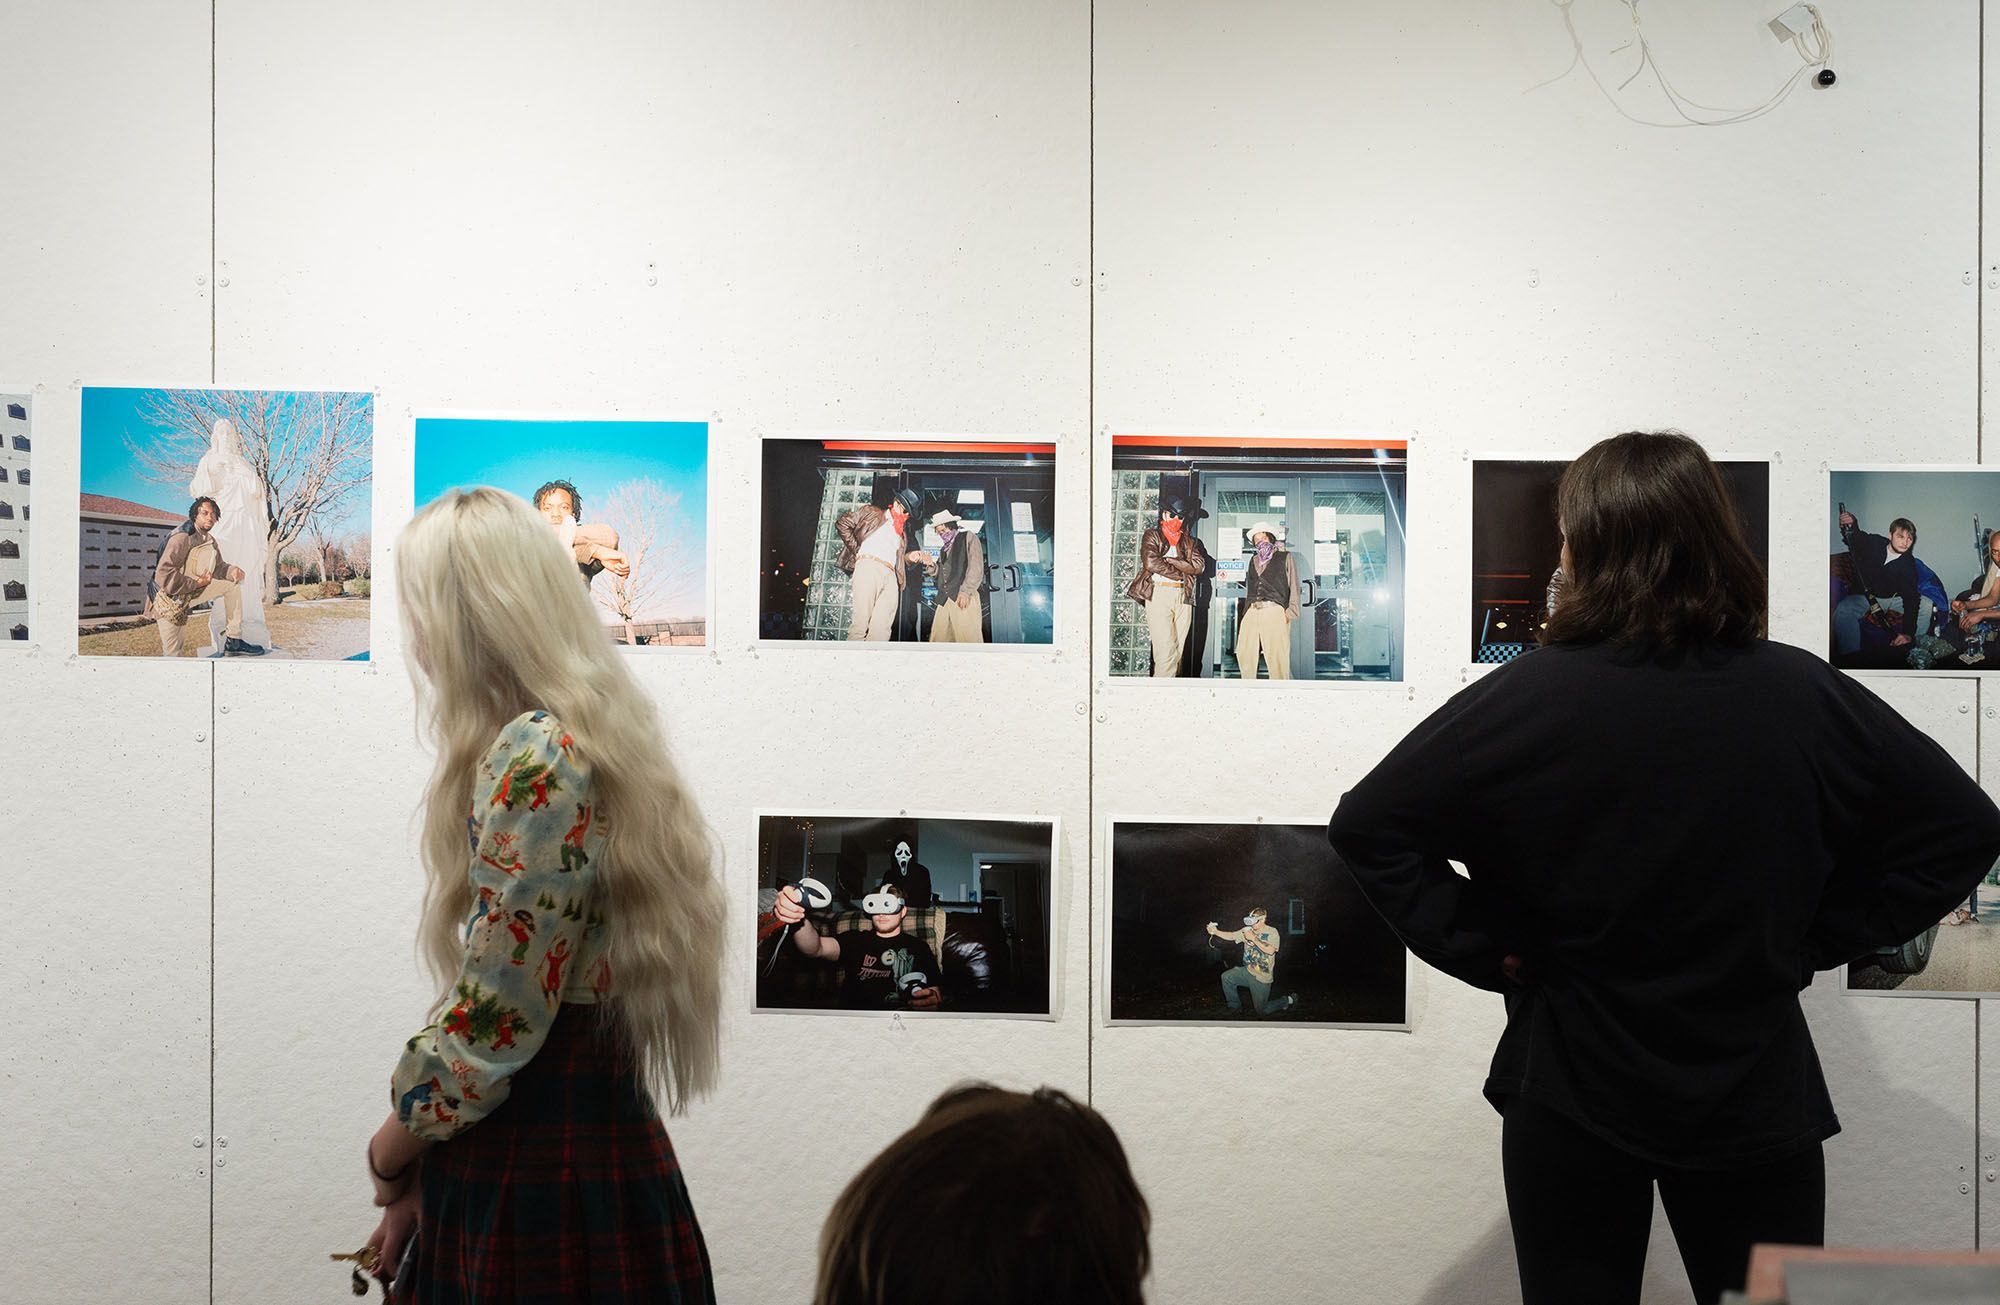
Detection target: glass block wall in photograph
<box><xmin>1108</xmin><ymin>468</ymin><xmax>1160</xmax><ymax>675</ymax></box>
<box><xmin>801</xmin><ymin>468</ymin><xmax>879</xmax><ymax>640</ymax></box>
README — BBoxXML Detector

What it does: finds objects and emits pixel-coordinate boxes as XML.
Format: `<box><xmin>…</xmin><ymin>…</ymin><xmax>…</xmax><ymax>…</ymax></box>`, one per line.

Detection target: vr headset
<box><xmin>860</xmin><ymin>885</ymin><xmax>907</xmax><ymax>916</ymax></box>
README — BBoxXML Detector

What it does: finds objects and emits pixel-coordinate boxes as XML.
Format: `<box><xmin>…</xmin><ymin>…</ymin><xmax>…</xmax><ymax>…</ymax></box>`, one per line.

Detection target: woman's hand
<box><xmin>365</xmin><ymin>1189</ymin><xmax>421</xmax><ymax>1288</ymax></box>
<box><xmin>1501</xmin><ymin>954</ymin><xmax>1532</xmax><ymax>986</ymax></box>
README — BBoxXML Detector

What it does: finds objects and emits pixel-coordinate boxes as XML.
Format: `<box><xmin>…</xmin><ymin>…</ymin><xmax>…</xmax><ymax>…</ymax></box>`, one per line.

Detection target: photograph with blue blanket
<box><xmin>1829</xmin><ymin>468</ymin><xmax>2000</xmax><ymax>672</ymax></box>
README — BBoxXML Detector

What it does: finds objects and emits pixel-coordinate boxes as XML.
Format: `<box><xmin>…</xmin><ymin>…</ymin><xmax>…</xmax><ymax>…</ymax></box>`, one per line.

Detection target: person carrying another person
<box><xmin>533</xmin><ymin>479</ymin><xmax>630</xmax><ymax>585</ymax></box>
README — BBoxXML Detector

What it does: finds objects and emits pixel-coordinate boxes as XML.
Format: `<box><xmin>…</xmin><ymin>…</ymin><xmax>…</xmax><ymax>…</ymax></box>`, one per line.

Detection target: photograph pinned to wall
<box><xmin>1107</xmin><ymin>435</ymin><xmax>1407</xmax><ymax>682</ymax></box>
<box><xmin>413</xmin><ymin>414</ymin><xmax>710</xmax><ymax>648</ymax></box>
<box><xmin>753</xmin><ymin>811</ymin><xmax>1056</xmax><ymax>1017</ymax></box>
<box><xmin>1847</xmin><ymin>854</ymin><xmax>2000</xmax><ymax>998</ymax></box>
<box><xmin>1106</xmin><ymin>819</ymin><xmax>1408</xmax><ymax>1028</ymax></box>
<box><xmin>1827</xmin><ymin>467</ymin><xmax>2000</xmax><ymax>672</ymax></box>
<box><xmin>0</xmin><ymin>390</ymin><xmax>30</xmax><ymax>644</ymax></box>
<box><xmin>1471</xmin><ymin>457</ymin><xmax>1770</xmax><ymax>665</ymax></box>
<box><xmin>758</xmin><ymin>435</ymin><xmax>1056</xmax><ymax>645</ymax></box>
<box><xmin>79</xmin><ymin>386</ymin><xmax>374</xmax><ymax>661</ymax></box>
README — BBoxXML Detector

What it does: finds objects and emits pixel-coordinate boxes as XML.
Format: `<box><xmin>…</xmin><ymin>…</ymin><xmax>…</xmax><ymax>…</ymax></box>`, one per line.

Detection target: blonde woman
<box><xmin>362</xmin><ymin>487</ymin><xmax>725</xmax><ymax>1301</ymax></box>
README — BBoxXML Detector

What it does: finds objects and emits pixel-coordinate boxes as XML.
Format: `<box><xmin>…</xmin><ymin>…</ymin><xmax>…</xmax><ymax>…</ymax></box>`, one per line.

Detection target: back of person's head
<box><xmin>816</xmin><ymin>1084</ymin><xmax>1150</xmax><ymax>1305</ymax></box>
<box><xmin>1545</xmin><ymin>430</ymin><xmax>1766</xmax><ymax>653</ymax></box>
<box><xmin>395</xmin><ymin>487</ymin><xmax>725</xmax><ymax>1112</ymax></box>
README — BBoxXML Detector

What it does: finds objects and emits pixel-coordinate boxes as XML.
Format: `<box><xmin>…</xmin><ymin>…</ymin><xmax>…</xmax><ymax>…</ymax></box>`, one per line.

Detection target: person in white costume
<box><xmin>189</xmin><ymin>418</ymin><xmax>274</xmax><ymax>653</ymax></box>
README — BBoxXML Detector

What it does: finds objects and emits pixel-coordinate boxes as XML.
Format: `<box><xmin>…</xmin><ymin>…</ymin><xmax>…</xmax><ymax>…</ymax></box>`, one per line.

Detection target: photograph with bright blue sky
<box><xmin>81</xmin><ymin>386</ymin><xmax>372</xmax><ymax>538</ymax></box>
<box><xmin>79</xmin><ymin>385</ymin><xmax>375</xmax><ymax>662</ymax></box>
<box><xmin>415</xmin><ymin>416</ymin><xmax>710</xmax><ymax>644</ymax></box>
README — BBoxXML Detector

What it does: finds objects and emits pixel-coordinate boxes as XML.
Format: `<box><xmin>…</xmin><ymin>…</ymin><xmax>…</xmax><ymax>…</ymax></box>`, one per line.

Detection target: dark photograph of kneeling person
<box><xmin>1106</xmin><ymin>820</ymin><xmax>1407</xmax><ymax>1027</ymax></box>
<box><xmin>754</xmin><ymin>813</ymin><xmax>1055</xmax><ymax>1016</ymax></box>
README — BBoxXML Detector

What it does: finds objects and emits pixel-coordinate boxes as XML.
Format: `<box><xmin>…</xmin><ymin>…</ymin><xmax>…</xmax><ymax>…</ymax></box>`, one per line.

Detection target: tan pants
<box><xmin>930</xmin><ymin>593</ymin><xmax>984</xmax><ymax>643</ymax></box>
<box><xmin>1237</xmin><ymin>601</ymin><xmax>1291</xmax><ymax>680</ymax></box>
<box><xmin>1145</xmin><ymin>587</ymin><xmax>1193</xmax><ymax>677</ymax></box>
<box><xmin>847</xmin><ymin>559</ymin><xmax>900</xmax><ymax>641</ymax></box>
<box><xmin>156</xmin><ymin>578</ymin><xmax>243</xmax><ymax>657</ymax></box>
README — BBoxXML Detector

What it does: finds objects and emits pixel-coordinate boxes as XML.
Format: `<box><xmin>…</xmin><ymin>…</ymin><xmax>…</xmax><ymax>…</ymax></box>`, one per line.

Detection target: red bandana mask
<box><xmin>888</xmin><ymin>505</ymin><xmax>909</xmax><ymax>536</ymax></box>
<box><xmin>1161</xmin><ymin>517</ymin><xmax>1184</xmax><ymax>545</ymax></box>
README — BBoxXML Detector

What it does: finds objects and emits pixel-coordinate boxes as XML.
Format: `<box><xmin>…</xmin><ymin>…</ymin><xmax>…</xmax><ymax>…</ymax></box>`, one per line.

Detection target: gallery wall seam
<box><xmin>207</xmin><ymin>659</ymin><xmax>216</xmax><ymax>1305</ymax></box>
<box><xmin>208</xmin><ymin>0</ymin><xmax>217</xmax><ymax>387</ymax></box>
<box><xmin>1086</xmin><ymin>0</ymin><xmax>1096</xmax><ymax>1105</ymax></box>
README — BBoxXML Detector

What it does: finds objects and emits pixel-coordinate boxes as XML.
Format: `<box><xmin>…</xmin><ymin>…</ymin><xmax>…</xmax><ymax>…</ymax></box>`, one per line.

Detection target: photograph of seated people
<box><xmin>758</xmin><ymin>437</ymin><xmax>1056</xmax><ymax>644</ymax></box>
<box><xmin>813</xmin><ymin>1083</ymin><xmax>1151</xmax><ymax>1305</ymax></box>
<box><xmin>1829</xmin><ymin>469</ymin><xmax>2000</xmax><ymax>670</ymax></box>
<box><xmin>1850</xmin><ymin>853</ymin><xmax>2000</xmax><ymax>997</ymax></box>
<box><xmin>755</xmin><ymin>814</ymin><xmax>1055</xmax><ymax>1016</ymax></box>
<box><xmin>1106</xmin><ymin>819</ymin><xmax>1407</xmax><ymax>1027</ymax></box>
<box><xmin>1471</xmin><ymin>457</ymin><xmax>1769</xmax><ymax>665</ymax></box>
<box><xmin>1109</xmin><ymin>435</ymin><xmax>1407</xmax><ymax>680</ymax></box>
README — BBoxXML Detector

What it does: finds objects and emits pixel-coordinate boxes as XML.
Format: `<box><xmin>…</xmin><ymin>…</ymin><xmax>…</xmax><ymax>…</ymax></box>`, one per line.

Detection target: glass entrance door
<box><xmin>1201</xmin><ymin>473</ymin><xmax>1403</xmax><ymax>681</ymax></box>
<box><xmin>901</xmin><ymin>474</ymin><xmax>1055</xmax><ymax>644</ymax></box>
<box><xmin>992</xmin><ymin>475</ymin><xmax>1054</xmax><ymax>645</ymax></box>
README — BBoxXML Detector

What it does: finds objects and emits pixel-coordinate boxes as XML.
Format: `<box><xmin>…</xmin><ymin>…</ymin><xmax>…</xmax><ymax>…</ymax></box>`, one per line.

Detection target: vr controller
<box><xmin>762</xmin><ymin>876</ymin><xmax>836</xmax><ymax>978</ymax></box>
<box><xmin>897</xmin><ymin>970</ymin><xmax>931</xmax><ymax>997</ymax></box>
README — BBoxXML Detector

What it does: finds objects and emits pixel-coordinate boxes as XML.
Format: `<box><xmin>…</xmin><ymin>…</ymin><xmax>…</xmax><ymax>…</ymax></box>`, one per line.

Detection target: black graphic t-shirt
<box><xmin>834</xmin><ymin>931</ymin><xmax>941</xmax><ymax>1008</ymax></box>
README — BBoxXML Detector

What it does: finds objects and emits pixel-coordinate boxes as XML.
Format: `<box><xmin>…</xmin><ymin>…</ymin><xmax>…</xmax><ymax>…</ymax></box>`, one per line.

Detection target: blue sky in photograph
<box><xmin>80</xmin><ymin>386</ymin><xmax>374</xmax><ymax>534</ymax></box>
<box><xmin>415</xmin><ymin>416</ymin><xmax>710</xmax><ymax>621</ymax></box>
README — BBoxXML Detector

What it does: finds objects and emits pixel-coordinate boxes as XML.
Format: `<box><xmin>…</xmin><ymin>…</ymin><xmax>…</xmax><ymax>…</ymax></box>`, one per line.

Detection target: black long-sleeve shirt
<box><xmin>1327</xmin><ymin>639</ymin><xmax>2000</xmax><ymax>1168</ymax></box>
<box><xmin>1843</xmin><ymin>526</ymin><xmax>1923</xmax><ymax>634</ymax></box>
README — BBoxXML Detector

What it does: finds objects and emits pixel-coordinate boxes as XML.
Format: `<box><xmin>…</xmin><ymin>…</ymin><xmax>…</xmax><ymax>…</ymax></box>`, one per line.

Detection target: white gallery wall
<box><xmin>1</xmin><ymin>2</ymin><xmax>1994</xmax><ymax>1303</ymax></box>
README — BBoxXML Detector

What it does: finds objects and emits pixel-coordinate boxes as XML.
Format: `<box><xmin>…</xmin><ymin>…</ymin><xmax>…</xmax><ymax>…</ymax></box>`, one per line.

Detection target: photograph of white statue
<box><xmin>188</xmin><ymin>418</ymin><xmax>273</xmax><ymax>654</ymax></box>
<box><xmin>79</xmin><ymin>386</ymin><xmax>374</xmax><ymax>661</ymax></box>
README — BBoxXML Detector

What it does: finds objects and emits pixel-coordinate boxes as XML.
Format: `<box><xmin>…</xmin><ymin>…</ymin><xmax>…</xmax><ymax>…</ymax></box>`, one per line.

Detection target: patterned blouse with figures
<box><xmin>391</xmin><ymin>710</ymin><xmax>612</xmax><ymax>1141</ymax></box>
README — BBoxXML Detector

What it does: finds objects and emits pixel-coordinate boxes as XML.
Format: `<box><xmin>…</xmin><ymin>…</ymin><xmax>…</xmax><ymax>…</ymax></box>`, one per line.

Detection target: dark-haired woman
<box><xmin>1328</xmin><ymin>431</ymin><xmax>2000</xmax><ymax>1305</ymax></box>
<box><xmin>814</xmin><ymin>1084</ymin><xmax>1151</xmax><ymax>1305</ymax></box>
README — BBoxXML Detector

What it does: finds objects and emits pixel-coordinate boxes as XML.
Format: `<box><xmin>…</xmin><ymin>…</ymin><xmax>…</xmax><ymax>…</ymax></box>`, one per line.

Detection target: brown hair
<box><xmin>1544</xmin><ymin>430</ymin><xmax>1766</xmax><ymax>653</ymax></box>
<box><xmin>815</xmin><ymin>1084</ymin><xmax>1151</xmax><ymax>1305</ymax></box>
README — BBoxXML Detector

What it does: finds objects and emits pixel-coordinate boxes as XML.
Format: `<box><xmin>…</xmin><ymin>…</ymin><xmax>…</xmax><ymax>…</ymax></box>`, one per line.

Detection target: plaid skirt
<box><xmin>395</xmin><ymin>1005</ymin><xmax>716</xmax><ymax>1304</ymax></box>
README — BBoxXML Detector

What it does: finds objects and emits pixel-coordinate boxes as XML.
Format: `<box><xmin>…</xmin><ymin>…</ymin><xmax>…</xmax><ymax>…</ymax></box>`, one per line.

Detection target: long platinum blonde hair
<box><xmin>397</xmin><ymin>487</ymin><xmax>724</xmax><ymax>1113</ymax></box>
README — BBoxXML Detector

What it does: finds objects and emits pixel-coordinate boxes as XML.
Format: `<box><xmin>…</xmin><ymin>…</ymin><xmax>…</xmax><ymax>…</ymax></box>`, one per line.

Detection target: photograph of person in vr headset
<box><xmin>770</xmin><ymin>879</ymin><xmax>944</xmax><ymax>1010</ymax></box>
<box><xmin>754</xmin><ymin>812</ymin><xmax>1056</xmax><ymax>1016</ymax></box>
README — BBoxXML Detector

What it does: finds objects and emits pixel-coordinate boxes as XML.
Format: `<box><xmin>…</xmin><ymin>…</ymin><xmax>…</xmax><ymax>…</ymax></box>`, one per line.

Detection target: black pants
<box><xmin>1502</xmin><ymin>1096</ymin><xmax>1825</xmax><ymax>1305</ymax></box>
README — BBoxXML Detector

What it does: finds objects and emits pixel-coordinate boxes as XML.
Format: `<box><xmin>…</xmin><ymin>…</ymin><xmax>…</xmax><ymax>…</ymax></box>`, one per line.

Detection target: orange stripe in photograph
<box><xmin>1112</xmin><ymin>434</ymin><xmax>1407</xmax><ymax>450</ymax></box>
<box><xmin>818</xmin><ymin>440</ymin><xmax>1055</xmax><ymax>454</ymax></box>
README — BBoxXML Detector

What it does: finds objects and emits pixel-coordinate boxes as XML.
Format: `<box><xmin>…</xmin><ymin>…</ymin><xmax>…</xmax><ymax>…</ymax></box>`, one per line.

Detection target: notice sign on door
<box><xmin>1315</xmin><ymin>541</ymin><xmax>1343</xmax><ymax>577</ymax></box>
<box><xmin>1015</xmin><ymin>532</ymin><xmax>1041</xmax><ymax>564</ymax></box>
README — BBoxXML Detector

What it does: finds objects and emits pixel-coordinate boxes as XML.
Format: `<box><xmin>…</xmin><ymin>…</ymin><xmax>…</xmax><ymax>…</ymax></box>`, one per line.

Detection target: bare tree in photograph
<box><xmin>594</xmin><ymin>477</ymin><xmax>697</xmax><ymax>645</ymax></box>
<box><xmin>125</xmin><ymin>389</ymin><xmax>372</xmax><ymax>608</ymax></box>
<box><xmin>306</xmin><ymin>520</ymin><xmax>336</xmax><ymax>588</ymax></box>
<box><xmin>345</xmin><ymin>530</ymin><xmax>373</xmax><ymax>579</ymax></box>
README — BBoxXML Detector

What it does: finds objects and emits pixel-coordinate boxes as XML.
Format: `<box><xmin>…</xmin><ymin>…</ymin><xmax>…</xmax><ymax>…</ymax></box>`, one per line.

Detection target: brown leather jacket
<box><xmin>1127</xmin><ymin>525</ymin><xmax>1205</xmax><ymax>604</ymax></box>
<box><xmin>836</xmin><ymin>505</ymin><xmax>913</xmax><ymax>591</ymax></box>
